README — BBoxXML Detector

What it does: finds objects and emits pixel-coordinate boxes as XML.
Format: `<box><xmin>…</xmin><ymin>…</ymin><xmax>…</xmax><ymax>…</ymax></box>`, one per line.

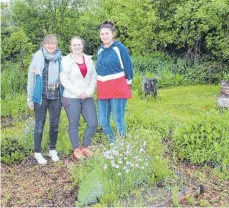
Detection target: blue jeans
<box><xmin>98</xmin><ymin>98</ymin><xmax>127</xmax><ymax>142</ymax></box>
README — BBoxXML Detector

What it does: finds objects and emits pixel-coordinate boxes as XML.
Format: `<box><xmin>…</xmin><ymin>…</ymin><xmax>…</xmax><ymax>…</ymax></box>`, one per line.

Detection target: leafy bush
<box><xmin>76</xmin><ymin>168</ymin><xmax>104</xmax><ymax>207</ymax></box>
<box><xmin>1</xmin><ymin>136</ymin><xmax>28</xmax><ymax>164</ymax></box>
<box><xmin>1</xmin><ymin>62</ymin><xmax>27</xmax><ymax>100</ymax></box>
<box><xmin>1</xmin><ymin>94</ymin><xmax>30</xmax><ymax>127</ymax></box>
<box><xmin>183</xmin><ymin>61</ymin><xmax>229</xmax><ymax>84</ymax></box>
<box><xmin>132</xmin><ymin>55</ymin><xmax>228</xmax><ymax>89</ymax></box>
<box><xmin>172</xmin><ymin>109</ymin><xmax>229</xmax><ymax>166</ymax></box>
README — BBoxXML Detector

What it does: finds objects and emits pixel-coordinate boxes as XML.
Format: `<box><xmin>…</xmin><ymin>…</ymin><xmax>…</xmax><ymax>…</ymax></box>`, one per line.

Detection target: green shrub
<box><xmin>1</xmin><ymin>136</ymin><xmax>28</xmax><ymax>164</ymax></box>
<box><xmin>132</xmin><ymin>55</ymin><xmax>228</xmax><ymax>88</ymax></box>
<box><xmin>76</xmin><ymin>168</ymin><xmax>104</xmax><ymax>207</ymax></box>
<box><xmin>1</xmin><ymin>93</ymin><xmax>30</xmax><ymax>127</ymax></box>
<box><xmin>1</xmin><ymin>62</ymin><xmax>27</xmax><ymax>100</ymax></box>
<box><xmin>172</xmin><ymin>109</ymin><xmax>229</xmax><ymax>165</ymax></box>
<box><xmin>183</xmin><ymin>61</ymin><xmax>229</xmax><ymax>84</ymax></box>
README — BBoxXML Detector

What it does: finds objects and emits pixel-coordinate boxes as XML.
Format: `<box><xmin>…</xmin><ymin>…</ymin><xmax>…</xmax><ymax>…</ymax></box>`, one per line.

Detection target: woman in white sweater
<box><xmin>60</xmin><ymin>36</ymin><xmax>98</xmax><ymax>160</ymax></box>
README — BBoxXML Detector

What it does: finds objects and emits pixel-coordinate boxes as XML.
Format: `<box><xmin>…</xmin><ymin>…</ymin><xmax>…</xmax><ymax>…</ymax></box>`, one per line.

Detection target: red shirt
<box><xmin>76</xmin><ymin>56</ymin><xmax>87</xmax><ymax>78</ymax></box>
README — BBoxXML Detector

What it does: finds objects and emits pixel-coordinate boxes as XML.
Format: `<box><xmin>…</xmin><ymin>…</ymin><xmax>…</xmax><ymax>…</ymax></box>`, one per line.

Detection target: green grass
<box><xmin>129</xmin><ymin>85</ymin><xmax>219</xmax><ymax>122</ymax></box>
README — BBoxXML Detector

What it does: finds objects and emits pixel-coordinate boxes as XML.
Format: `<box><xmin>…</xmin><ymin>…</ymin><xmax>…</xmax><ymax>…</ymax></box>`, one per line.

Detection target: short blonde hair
<box><xmin>42</xmin><ymin>34</ymin><xmax>58</xmax><ymax>46</ymax></box>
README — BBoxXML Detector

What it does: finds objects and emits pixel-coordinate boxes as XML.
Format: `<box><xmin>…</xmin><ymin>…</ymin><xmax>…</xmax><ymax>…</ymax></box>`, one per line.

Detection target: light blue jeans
<box><xmin>98</xmin><ymin>98</ymin><xmax>127</xmax><ymax>142</ymax></box>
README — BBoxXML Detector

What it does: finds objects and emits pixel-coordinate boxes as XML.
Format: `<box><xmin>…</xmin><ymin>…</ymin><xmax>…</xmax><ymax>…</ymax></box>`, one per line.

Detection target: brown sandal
<box><xmin>73</xmin><ymin>148</ymin><xmax>85</xmax><ymax>160</ymax></box>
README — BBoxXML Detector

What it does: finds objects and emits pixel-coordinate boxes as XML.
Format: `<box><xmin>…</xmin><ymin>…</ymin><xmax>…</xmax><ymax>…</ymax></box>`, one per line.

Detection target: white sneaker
<box><xmin>48</xmin><ymin>150</ymin><xmax>59</xmax><ymax>162</ymax></box>
<box><xmin>34</xmin><ymin>153</ymin><xmax>47</xmax><ymax>165</ymax></box>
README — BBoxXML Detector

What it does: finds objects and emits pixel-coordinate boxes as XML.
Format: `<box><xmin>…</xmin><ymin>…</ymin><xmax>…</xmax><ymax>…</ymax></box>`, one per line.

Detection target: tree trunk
<box><xmin>218</xmin><ymin>80</ymin><xmax>229</xmax><ymax>108</ymax></box>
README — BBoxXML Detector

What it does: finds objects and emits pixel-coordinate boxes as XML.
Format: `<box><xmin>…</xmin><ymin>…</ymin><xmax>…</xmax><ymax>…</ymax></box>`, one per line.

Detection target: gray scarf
<box><xmin>42</xmin><ymin>48</ymin><xmax>62</xmax><ymax>84</ymax></box>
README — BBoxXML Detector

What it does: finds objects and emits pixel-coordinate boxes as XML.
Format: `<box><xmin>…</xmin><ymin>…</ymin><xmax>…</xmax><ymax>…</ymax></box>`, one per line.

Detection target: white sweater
<box><xmin>60</xmin><ymin>53</ymin><xmax>97</xmax><ymax>98</ymax></box>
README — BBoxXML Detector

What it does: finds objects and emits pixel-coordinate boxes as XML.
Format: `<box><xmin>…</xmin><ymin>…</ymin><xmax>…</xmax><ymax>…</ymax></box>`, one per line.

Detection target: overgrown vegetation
<box><xmin>2</xmin><ymin>85</ymin><xmax>229</xmax><ymax>206</ymax></box>
<box><xmin>173</xmin><ymin>109</ymin><xmax>229</xmax><ymax>166</ymax></box>
<box><xmin>1</xmin><ymin>0</ymin><xmax>229</xmax><ymax>101</ymax></box>
<box><xmin>1</xmin><ymin>0</ymin><xmax>229</xmax><ymax>206</ymax></box>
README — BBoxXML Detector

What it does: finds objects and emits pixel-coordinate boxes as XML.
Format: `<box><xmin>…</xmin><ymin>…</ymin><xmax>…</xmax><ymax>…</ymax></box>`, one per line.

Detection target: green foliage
<box><xmin>72</xmin><ymin>131</ymin><xmax>171</xmax><ymax>206</ymax></box>
<box><xmin>1</xmin><ymin>136</ymin><xmax>28</xmax><ymax>165</ymax></box>
<box><xmin>2</xmin><ymin>0</ymin><xmax>228</xmax><ymax>60</ymax></box>
<box><xmin>1</xmin><ymin>63</ymin><xmax>28</xmax><ymax>99</ymax></box>
<box><xmin>1</xmin><ymin>94</ymin><xmax>30</xmax><ymax>127</ymax></box>
<box><xmin>173</xmin><ymin>109</ymin><xmax>229</xmax><ymax>165</ymax></box>
<box><xmin>19</xmin><ymin>117</ymin><xmax>34</xmax><ymax>154</ymax></box>
<box><xmin>11</xmin><ymin>0</ymin><xmax>94</xmax><ymax>54</ymax></box>
<box><xmin>76</xmin><ymin>168</ymin><xmax>104</xmax><ymax>207</ymax></box>
<box><xmin>132</xmin><ymin>55</ymin><xmax>228</xmax><ymax>87</ymax></box>
<box><xmin>126</xmin><ymin>96</ymin><xmax>176</xmax><ymax>140</ymax></box>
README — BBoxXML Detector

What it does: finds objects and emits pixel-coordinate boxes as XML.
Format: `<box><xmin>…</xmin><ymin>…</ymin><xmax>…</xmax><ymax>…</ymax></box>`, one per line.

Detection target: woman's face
<box><xmin>70</xmin><ymin>38</ymin><xmax>84</xmax><ymax>55</ymax></box>
<box><xmin>43</xmin><ymin>42</ymin><xmax>57</xmax><ymax>54</ymax></box>
<box><xmin>100</xmin><ymin>28</ymin><xmax>114</xmax><ymax>47</ymax></box>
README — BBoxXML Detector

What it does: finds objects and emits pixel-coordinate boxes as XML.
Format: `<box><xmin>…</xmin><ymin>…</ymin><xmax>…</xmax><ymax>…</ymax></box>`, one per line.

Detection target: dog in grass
<box><xmin>141</xmin><ymin>77</ymin><xmax>158</xmax><ymax>97</ymax></box>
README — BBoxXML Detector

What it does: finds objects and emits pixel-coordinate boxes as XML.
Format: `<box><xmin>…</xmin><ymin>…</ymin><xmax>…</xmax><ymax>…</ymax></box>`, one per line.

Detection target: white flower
<box><xmin>108</xmin><ymin>155</ymin><xmax>114</xmax><ymax>160</ymax></box>
<box><xmin>135</xmin><ymin>164</ymin><xmax>139</xmax><ymax>168</ymax></box>
<box><xmin>103</xmin><ymin>164</ymin><xmax>108</xmax><ymax>170</ymax></box>
<box><xmin>125</xmin><ymin>169</ymin><xmax>129</xmax><ymax>173</ymax></box>
<box><xmin>118</xmin><ymin>172</ymin><xmax>121</xmax><ymax>176</ymax></box>
<box><xmin>112</xmin><ymin>150</ymin><xmax>119</xmax><ymax>156</ymax></box>
<box><xmin>118</xmin><ymin>160</ymin><xmax>123</xmax><ymax>164</ymax></box>
<box><xmin>115</xmin><ymin>165</ymin><xmax>119</xmax><ymax>169</ymax></box>
<box><xmin>141</xmin><ymin>166</ymin><xmax>145</xmax><ymax>169</ymax></box>
<box><xmin>140</xmin><ymin>148</ymin><xmax>144</xmax><ymax>152</ymax></box>
<box><xmin>112</xmin><ymin>163</ymin><xmax>116</xmax><ymax>167</ymax></box>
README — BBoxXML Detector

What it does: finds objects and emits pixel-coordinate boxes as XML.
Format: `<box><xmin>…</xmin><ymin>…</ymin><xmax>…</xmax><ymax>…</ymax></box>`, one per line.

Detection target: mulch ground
<box><xmin>1</xmin><ymin>155</ymin><xmax>77</xmax><ymax>207</ymax></box>
<box><xmin>1</xmin><ymin>155</ymin><xmax>229</xmax><ymax>207</ymax></box>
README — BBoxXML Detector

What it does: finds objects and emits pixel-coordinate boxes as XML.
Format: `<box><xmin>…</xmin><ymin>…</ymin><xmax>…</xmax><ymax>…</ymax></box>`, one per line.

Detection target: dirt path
<box><xmin>1</xmin><ymin>156</ymin><xmax>77</xmax><ymax>207</ymax></box>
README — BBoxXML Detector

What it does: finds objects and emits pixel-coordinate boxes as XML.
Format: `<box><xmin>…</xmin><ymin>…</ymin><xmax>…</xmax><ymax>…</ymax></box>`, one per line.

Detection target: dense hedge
<box><xmin>1</xmin><ymin>0</ymin><xmax>229</xmax><ymax>62</ymax></box>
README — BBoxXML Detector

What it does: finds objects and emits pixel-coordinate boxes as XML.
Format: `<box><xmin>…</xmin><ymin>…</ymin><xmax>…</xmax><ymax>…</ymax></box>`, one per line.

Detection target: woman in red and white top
<box><xmin>60</xmin><ymin>36</ymin><xmax>98</xmax><ymax>160</ymax></box>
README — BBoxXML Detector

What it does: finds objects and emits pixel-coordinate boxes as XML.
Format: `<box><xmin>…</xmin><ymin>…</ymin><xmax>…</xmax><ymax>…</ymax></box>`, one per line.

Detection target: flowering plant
<box><xmin>101</xmin><ymin>138</ymin><xmax>152</xmax><ymax>199</ymax></box>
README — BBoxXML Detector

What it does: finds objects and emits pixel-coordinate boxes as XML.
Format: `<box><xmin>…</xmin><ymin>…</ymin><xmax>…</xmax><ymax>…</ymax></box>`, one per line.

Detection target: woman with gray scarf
<box><xmin>27</xmin><ymin>34</ymin><xmax>62</xmax><ymax>165</ymax></box>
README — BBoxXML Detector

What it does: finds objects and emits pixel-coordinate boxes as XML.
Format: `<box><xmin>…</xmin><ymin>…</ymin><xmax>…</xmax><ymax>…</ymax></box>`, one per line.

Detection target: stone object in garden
<box><xmin>142</xmin><ymin>77</ymin><xmax>158</xmax><ymax>97</ymax></box>
<box><xmin>218</xmin><ymin>80</ymin><xmax>229</xmax><ymax>108</ymax></box>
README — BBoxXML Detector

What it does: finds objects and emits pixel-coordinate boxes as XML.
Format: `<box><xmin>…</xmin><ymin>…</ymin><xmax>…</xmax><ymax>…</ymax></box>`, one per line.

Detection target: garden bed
<box><xmin>1</xmin><ymin>154</ymin><xmax>229</xmax><ymax>207</ymax></box>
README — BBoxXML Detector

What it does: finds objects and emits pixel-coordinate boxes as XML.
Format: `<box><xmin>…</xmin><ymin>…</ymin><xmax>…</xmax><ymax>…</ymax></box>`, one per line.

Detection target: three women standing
<box><xmin>96</xmin><ymin>21</ymin><xmax>133</xmax><ymax>142</ymax></box>
<box><xmin>27</xmin><ymin>21</ymin><xmax>132</xmax><ymax>164</ymax></box>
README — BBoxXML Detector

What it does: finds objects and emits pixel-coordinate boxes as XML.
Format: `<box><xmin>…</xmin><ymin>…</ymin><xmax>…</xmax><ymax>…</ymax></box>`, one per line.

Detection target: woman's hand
<box><xmin>80</xmin><ymin>92</ymin><xmax>88</xmax><ymax>99</ymax></box>
<box><xmin>28</xmin><ymin>104</ymin><xmax>34</xmax><ymax>111</ymax></box>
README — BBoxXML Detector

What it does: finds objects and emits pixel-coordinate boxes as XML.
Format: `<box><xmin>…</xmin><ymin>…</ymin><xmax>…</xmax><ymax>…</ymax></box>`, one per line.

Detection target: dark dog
<box><xmin>142</xmin><ymin>77</ymin><xmax>158</xmax><ymax>97</ymax></box>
